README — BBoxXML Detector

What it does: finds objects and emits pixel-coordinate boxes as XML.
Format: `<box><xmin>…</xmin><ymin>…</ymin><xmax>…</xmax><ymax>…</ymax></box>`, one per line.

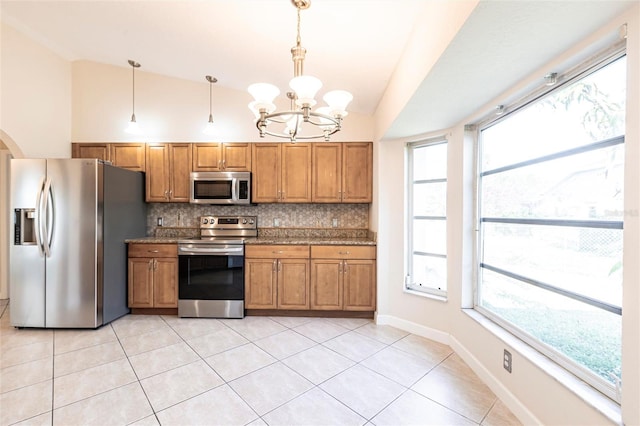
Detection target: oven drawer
<box><xmin>129</xmin><ymin>243</ymin><xmax>177</xmax><ymax>258</ymax></box>
<box><xmin>245</xmin><ymin>245</ymin><xmax>310</xmax><ymax>259</ymax></box>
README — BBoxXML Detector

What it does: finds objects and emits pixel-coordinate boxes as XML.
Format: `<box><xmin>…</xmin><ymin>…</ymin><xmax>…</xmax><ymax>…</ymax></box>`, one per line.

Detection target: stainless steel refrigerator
<box><xmin>10</xmin><ymin>159</ymin><xmax>147</xmax><ymax>328</ymax></box>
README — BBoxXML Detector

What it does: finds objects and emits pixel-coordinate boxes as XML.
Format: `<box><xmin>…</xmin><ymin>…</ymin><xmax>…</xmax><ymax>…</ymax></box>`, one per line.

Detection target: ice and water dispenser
<box><xmin>14</xmin><ymin>208</ymin><xmax>36</xmax><ymax>245</ymax></box>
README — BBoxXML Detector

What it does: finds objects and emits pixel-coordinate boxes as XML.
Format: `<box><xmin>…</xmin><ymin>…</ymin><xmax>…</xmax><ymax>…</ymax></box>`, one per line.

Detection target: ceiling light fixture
<box><xmin>125</xmin><ymin>59</ymin><xmax>142</xmax><ymax>135</ymax></box>
<box><xmin>203</xmin><ymin>75</ymin><xmax>218</xmax><ymax>136</ymax></box>
<box><xmin>248</xmin><ymin>0</ymin><xmax>353</xmax><ymax>142</ymax></box>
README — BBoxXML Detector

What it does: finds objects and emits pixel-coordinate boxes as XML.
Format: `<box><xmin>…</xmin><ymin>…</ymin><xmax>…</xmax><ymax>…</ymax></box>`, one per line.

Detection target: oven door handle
<box><xmin>178</xmin><ymin>246</ymin><xmax>244</xmax><ymax>255</ymax></box>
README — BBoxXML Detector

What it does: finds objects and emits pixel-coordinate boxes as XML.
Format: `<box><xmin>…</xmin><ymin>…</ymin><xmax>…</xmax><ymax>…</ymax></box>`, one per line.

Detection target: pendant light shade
<box><xmin>203</xmin><ymin>75</ymin><xmax>218</xmax><ymax>136</ymax></box>
<box><xmin>124</xmin><ymin>60</ymin><xmax>143</xmax><ymax>135</ymax></box>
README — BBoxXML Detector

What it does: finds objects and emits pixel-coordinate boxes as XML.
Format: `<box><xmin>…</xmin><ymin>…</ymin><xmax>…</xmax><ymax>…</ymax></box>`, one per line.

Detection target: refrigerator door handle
<box><xmin>34</xmin><ymin>177</ymin><xmax>46</xmax><ymax>256</ymax></box>
<box><xmin>42</xmin><ymin>177</ymin><xmax>53</xmax><ymax>257</ymax></box>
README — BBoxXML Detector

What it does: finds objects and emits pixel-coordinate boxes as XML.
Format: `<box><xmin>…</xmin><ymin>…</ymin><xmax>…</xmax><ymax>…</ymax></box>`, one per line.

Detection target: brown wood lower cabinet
<box><xmin>128</xmin><ymin>243</ymin><xmax>178</xmax><ymax>308</ymax></box>
<box><xmin>246</xmin><ymin>244</ymin><xmax>376</xmax><ymax>314</ymax></box>
<box><xmin>245</xmin><ymin>245</ymin><xmax>310</xmax><ymax>310</ymax></box>
<box><xmin>311</xmin><ymin>245</ymin><xmax>376</xmax><ymax>311</ymax></box>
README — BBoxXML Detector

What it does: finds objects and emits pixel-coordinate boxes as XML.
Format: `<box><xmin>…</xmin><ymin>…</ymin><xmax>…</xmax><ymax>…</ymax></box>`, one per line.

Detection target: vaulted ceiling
<box><xmin>1</xmin><ymin>0</ymin><xmax>636</xmax><ymax>140</ymax></box>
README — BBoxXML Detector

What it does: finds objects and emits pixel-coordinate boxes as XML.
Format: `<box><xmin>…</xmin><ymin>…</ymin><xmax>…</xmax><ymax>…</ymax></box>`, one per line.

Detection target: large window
<box><xmin>406</xmin><ymin>139</ymin><xmax>447</xmax><ymax>298</ymax></box>
<box><xmin>476</xmin><ymin>52</ymin><xmax>626</xmax><ymax>401</ymax></box>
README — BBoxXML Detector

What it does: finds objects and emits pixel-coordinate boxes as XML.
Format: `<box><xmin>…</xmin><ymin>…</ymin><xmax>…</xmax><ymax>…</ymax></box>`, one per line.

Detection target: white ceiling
<box><xmin>1</xmin><ymin>0</ymin><xmax>636</xmax><ymax>140</ymax></box>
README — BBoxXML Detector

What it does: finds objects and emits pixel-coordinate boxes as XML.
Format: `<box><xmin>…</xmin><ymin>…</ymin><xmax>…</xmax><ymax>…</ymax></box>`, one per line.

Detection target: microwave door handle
<box><xmin>231</xmin><ymin>178</ymin><xmax>238</xmax><ymax>202</ymax></box>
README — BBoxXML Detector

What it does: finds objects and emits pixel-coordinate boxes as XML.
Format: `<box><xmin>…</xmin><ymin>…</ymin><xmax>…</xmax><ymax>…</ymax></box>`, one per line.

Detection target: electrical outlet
<box><xmin>157</xmin><ymin>217</ymin><xmax>163</xmax><ymax>227</ymax></box>
<box><xmin>332</xmin><ymin>218</ymin><xmax>338</xmax><ymax>227</ymax></box>
<box><xmin>503</xmin><ymin>349</ymin><xmax>512</xmax><ymax>373</ymax></box>
<box><xmin>273</xmin><ymin>218</ymin><xmax>280</xmax><ymax>227</ymax></box>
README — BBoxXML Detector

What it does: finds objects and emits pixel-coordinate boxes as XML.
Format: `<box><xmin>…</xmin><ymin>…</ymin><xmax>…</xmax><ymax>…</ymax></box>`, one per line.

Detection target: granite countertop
<box><xmin>125</xmin><ymin>236</ymin><xmax>376</xmax><ymax>246</ymax></box>
<box><xmin>126</xmin><ymin>227</ymin><xmax>376</xmax><ymax>246</ymax></box>
<box><xmin>246</xmin><ymin>237</ymin><xmax>376</xmax><ymax>246</ymax></box>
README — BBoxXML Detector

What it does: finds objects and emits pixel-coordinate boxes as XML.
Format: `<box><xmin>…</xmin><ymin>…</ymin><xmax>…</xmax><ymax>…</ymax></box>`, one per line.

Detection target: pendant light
<box><xmin>125</xmin><ymin>59</ymin><xmax>142</xmax><ymax>135</ymax></box>
<box><xmin>203</xmin><ymin>75</ymin><xmax>218</xmax><ymax>136</ymax></box>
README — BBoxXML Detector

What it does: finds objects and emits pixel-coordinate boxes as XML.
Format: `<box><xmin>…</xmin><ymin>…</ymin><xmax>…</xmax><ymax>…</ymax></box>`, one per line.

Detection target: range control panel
<box><xmin>200</xmin><ymin>215</ymin><xmax>257</xmax><ymax>230</ymax></box>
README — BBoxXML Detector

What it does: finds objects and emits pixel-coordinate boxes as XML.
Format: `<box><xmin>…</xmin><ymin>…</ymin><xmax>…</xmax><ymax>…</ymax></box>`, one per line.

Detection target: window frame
<box><xmin>406</xmin><ymin>137</ymin><xmax>448</xmax><ymax>299</ymax></box>
<box><xmin>473</xmin><ymin>46</ymin><xmax>626</xmax><ymax>403</ymax></box>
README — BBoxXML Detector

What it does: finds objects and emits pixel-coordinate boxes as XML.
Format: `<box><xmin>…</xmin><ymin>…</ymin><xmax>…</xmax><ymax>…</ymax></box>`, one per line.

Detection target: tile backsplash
<box><xmin>147</xmin><ymin>203</ymin><xmax>369</xmax><ymax>236</ymax></box>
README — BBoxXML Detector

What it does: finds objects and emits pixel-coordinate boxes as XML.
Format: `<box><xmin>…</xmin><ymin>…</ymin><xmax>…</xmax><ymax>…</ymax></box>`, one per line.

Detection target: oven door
<box><xmin>178</xmin><ymin>244</ymin><xmax>245</xmax><ymax>318</ymax></box>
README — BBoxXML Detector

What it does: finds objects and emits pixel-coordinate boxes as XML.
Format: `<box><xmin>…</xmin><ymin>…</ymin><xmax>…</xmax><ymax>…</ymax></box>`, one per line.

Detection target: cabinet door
<box><xmin>312</xmin><ymin>143</ymin><xmax>341</xmax><ymax>203</ymax></box>
<box><xmin>153</xmin><ymin>258</ymin><xmax>178</xmax><ymax>308</ymax></box>
<box><xmin>281</xmin><ymin>143</ymin><xmax>311</xmax><ymax>202</ymax></box>
<box><xmin>128</xmin><ymin>258</ymin><xmax>153</xmax><ymax>308</ymax></box>
<box><xmin>310</xmin><ymin>259</ymin><xmax>343</xmax><ymax>310</ymax></box>
<box><xmin>277</xmin><ymin>258</ymin><xmax>310</xmax><ymax>309</ymax></box>
<box><xmin>169</xmin><ymin>144</ymin><xmax>192</xmax><ymax>202</ymax></box>
<box><xmin>72</xmin><ymin>143</ymin><xmax>110</xmax><ymax>162</ymax></box>
<box><xmin>222</xmin><ymin>143</ymin><xmax>251</xmax><ymax>171</ymax></box>
<box><xmin>343</xmin><ymin>260</ymin><xmax>376</xmax><ymax>311</ymax></box>
<box><xmin>146</xmin><ymin>144</ymin><xmax>170</xmax><ymax>202</ymax></box>
<box><xmin>342</xmin><ymin>142</ymin><xmax>372</xmax><ymax>203</ymax></box>
<box><xmin>245</xmin><ymin>258</ymin><xmax>277</xmax><ymax>309</ymax></box>
<box><xmin>111</xmin><ymin>143</ymin><xmax>145</xmax><ymax>171</ymax></box>
<box><xmin>192</xmin><ymin>143</ymin><xmax>222</xmax><ymax>171</ymax></box>
<box><xmin>251</xmin><ymin>144</ymin><xmax>281</xmax><ymax>203</ymax></box>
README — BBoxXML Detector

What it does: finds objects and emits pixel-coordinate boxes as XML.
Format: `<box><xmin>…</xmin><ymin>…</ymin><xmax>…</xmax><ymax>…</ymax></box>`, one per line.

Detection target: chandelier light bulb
<box><xmin>248</xmin><ymin>83</ymin><xmax>280</xmax><ymax>112</ymax></box>
<box><xmin>289</xmin><ymin>75</ymin><xmax>322</xmax><ymax>107</ymax></box>
<box><xmin>323</xmin><ymin>90</ymin><xmax>353</xmax><ymax>117</ymax></box>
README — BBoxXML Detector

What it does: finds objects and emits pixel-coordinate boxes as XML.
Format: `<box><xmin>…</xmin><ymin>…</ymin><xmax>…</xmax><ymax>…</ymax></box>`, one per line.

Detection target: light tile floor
<box><xmin>0</xmin><ymin>299</ymin><xmax>522</xmax><ymax>426</ymax></box>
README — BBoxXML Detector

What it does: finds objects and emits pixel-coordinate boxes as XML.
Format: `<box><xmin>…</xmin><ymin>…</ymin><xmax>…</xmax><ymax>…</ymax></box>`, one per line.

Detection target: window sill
<box><xmin>404</xmin><ymin>287</ymin><xmax>447</xmax><ymax>302</ymax></box>
<box><xmin>462</xmin><ymin>308</ymin><xmax>621</xmax><ymax>425</ymax></box>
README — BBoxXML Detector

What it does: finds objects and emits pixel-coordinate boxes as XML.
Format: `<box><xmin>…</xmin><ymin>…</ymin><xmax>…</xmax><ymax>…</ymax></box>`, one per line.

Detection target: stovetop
<box><xmin>178</xmin><ymin>215</ymin><xmax>257</xmax><ymax>246</ymax></box>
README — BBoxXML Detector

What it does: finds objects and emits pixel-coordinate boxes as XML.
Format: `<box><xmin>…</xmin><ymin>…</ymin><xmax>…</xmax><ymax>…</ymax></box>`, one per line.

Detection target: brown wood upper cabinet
<box><xmin>72</xmin><ymin>142</ymin><xmax>146</xmax><ymax>171</ymax></box>
<box><xmin>192</xmin><ymin>143</ymin><xmax>251</xmax><ymax>172</ymax></box>
<box><xmin>145</xmin><ymin>143</ymin><xmax>192</xmax><ymax>202</ymax></box>
<box><xmin>312</xmin><ymin>142</ymin><xmax>372</xmax><ymax>203</ymax></box>
<box><xmin>251</xmin><ymin>143</ymin><xmax>312</xmax><ymax>203</ymax></box>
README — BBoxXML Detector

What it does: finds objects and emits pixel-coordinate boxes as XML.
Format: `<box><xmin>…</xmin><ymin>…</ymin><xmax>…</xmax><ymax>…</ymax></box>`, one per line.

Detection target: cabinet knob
<box><xmin>148</xmin><ymin>250</ymin><xmax>159</xmax><ymax>253</ymax></box>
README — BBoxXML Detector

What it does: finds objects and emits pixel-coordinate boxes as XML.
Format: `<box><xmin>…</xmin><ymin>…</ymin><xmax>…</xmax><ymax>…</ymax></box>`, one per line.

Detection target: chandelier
<box><xmin>248</xmin><ymin>0</ymin><xmax>353</xmax><ymax>142</ymax></box>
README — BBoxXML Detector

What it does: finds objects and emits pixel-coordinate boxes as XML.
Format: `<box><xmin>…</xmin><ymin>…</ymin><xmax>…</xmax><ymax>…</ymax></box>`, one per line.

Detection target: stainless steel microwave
<box><xmin>189</xmin><ymin>171</ymin><xmax>251</xmax><ymax>204</ymax></box>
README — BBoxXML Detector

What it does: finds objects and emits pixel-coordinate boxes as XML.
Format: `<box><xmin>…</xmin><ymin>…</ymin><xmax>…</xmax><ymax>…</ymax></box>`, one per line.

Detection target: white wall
<box><xmin>72</xmin><ymin>60</ymin><xmax>374</xmax><ymax>144</ymax></box>
<box><xmin>0</xmin><ymin>149</ymin><xmax>11</xmax><ymax>299</ymax></box>
<box><xmin>0</xmin><ymin>21</ymin><xmax>71</xmax><ymax>158</ymax></box>
<box><xmin>375</xmin><ymin>5</ymin><xmax>640</xmax><ymax>425</ymax></box>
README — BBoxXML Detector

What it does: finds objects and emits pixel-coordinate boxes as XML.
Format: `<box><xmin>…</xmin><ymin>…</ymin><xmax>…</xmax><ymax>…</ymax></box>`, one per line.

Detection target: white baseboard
<box><xmin>375</xmin><ymin>314</ymin><xmax>450</xmax><ymax>345</ymax></box>
<box><xmin>449</xmin><ymin>336</ymin><xmax>541</xmax><ymax>425</ymax></box>
<box><xmin>375</xmin><ymin>314</ymin><xmax>539</xmax><ymax>425</ymax></box>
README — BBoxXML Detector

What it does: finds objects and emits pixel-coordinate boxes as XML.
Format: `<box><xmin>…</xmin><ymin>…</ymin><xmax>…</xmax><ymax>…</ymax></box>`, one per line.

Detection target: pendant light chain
<box><xmin>131</xmin><ymin>63</ymin><xmax>136</xmax><ymax>120</ymax></box>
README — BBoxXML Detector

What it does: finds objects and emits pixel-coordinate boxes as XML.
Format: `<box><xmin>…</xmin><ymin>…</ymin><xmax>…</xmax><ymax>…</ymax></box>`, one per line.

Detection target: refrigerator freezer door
<box><xmin>10</xmin><ymin>159</ymin><xmax>47</xmax><ymax>327</ymax></box>
<box><xmin>45</xmin><ymin>159</ymin><xmax>100</xmax><ymax>328</ymax></box>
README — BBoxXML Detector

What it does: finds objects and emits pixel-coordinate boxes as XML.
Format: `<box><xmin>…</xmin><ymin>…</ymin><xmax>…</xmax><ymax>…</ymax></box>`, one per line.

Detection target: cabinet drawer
<box><xmin>311</xmin><ymin>245</ymin><xmax>376</xmax><ymax>260</ymax></box>
<box><xmin>245</xmin><ymin>245</ymin><xmax>310</xmax><ymax>259</ymax></box>
<box><xmin>128</xmin><ymin>243</ymin><xmax>177</xmax><ymax>258</ymax></box>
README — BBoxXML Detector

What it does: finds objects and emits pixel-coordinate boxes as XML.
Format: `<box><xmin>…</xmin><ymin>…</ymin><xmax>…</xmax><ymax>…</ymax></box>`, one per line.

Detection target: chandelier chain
<box><xmin>296</xmin><ymin>7</ymin><xmax>302</xmax><ymax>47</ymax></box>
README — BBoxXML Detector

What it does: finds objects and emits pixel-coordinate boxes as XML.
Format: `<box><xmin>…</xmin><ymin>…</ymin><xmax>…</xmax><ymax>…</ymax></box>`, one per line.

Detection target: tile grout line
<box><xmin>111</xmin><ymin>321</ymin><xmax>161</xmax><ymax>425</ymax></box>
